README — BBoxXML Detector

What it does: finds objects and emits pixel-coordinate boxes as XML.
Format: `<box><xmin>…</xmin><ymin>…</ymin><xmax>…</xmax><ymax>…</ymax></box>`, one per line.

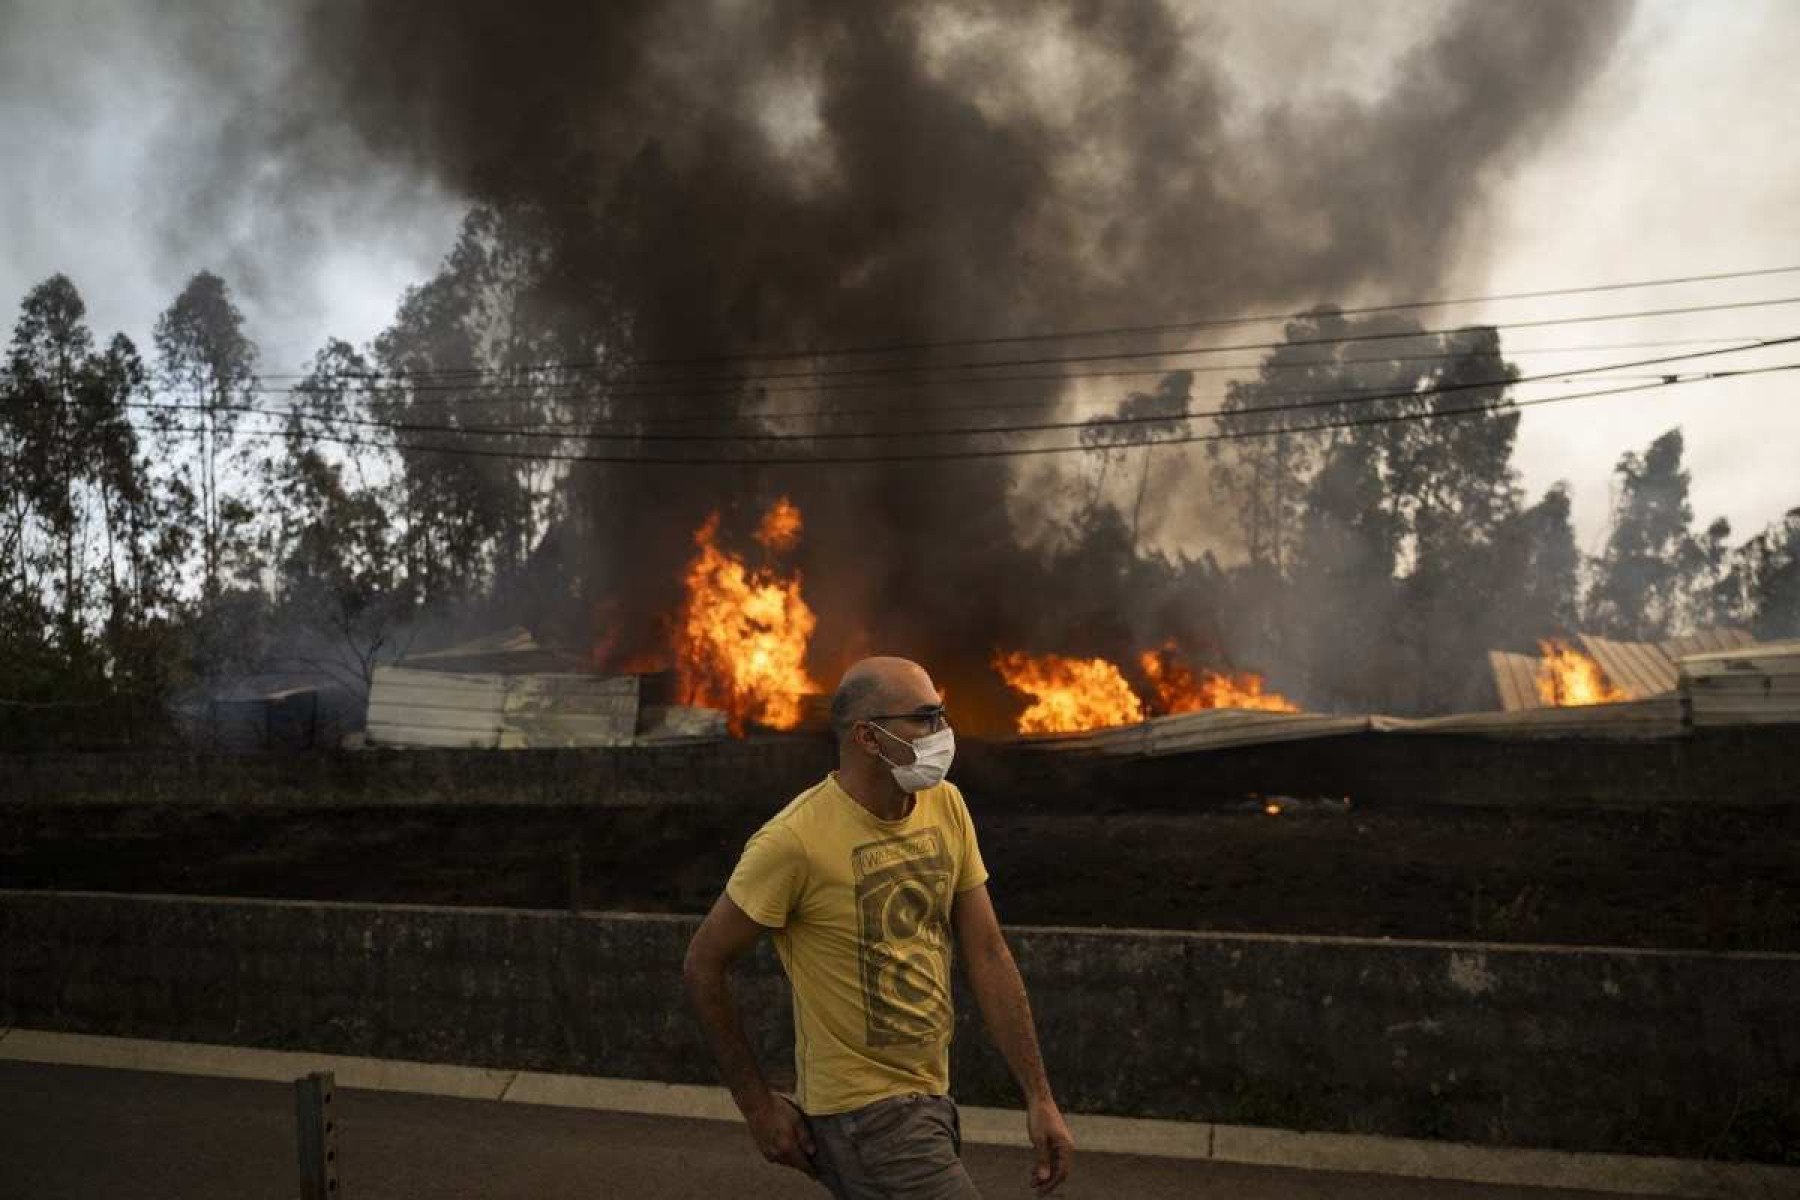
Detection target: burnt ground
<box><xmin>3</xmin><ymin>799</ymin><xmax>1797</xmax><ymax>952</ymax></box>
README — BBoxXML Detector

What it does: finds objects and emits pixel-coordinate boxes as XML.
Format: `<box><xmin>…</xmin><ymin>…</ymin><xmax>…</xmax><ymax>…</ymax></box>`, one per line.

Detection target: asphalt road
<box><xmin>0</xmin><ymin>1060</ymin><xmax>1662</xmax><ymax>1200</ymax></box>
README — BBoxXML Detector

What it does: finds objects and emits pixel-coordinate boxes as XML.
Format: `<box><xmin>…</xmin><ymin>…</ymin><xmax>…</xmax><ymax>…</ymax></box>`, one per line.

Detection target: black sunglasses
<box><xmin>863</xmin><ymin>705</ymin><xmax>948</xmax><ymax>729</ymax></box>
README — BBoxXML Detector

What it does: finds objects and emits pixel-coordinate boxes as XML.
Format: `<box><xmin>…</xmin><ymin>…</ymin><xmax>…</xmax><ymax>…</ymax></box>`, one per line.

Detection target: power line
<box><xmin>249</xmin><ymin>294</ymin><xmax>1800</xmax><ymax>394</ymax></box>
<box><xmin>234</xmin><ymin>370</ymin><xmax>1699</xmax><ymax>431</ymax></box>
<box><xmin>596</xmin><ymin>296</ymin><xmax>1800</xmax><ymax>386</ymax></box>
<box><xmin>117</xmin><ymin>338</ymin><xmax>1800</xmax><ymax>445</ymax></box>
<box><xmin>239</xmin><ymin>335</ymin><xmax>1776</xmax><ymax>408</ymax></box>
<box><xmin>627</xmin><ymin>264</ymin><xmax>1800</xmax><ymax>366</ymax></box>
<box><xmin>139</xmin><ymin>361</ymin><xmax>1800</xmax><ymax>468</ymax></box>
<box><xmin>253</xmin><ymin>262</ymin><xmax>1800</xmax><ymax>377</ymax></box>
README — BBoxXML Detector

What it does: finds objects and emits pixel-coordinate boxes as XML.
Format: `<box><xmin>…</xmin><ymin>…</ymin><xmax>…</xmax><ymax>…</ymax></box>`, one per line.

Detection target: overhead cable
<box><xmin>252</xmin><ymin>262</ymin><xmax>1800</xmax><ymax>377</ymax></box>
<box><xmin>138</xmin><ymin>361</ymin><xmax>1800</xmax><ymax>468</ymax></box>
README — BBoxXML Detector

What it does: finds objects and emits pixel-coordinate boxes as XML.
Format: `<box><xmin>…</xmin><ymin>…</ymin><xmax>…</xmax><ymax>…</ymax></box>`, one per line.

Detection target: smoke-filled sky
<box><xmin>1</xmin><ymin>0</ymin><xmax>1795</xmax><ymax>558</ymax></box>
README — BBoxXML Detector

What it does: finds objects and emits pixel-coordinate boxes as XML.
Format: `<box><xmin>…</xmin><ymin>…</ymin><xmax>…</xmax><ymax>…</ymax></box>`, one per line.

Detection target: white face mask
<box><xmin>868</xmin><ymin>723</ymin><xmax>956</xmax><ymax>793</ymax></box>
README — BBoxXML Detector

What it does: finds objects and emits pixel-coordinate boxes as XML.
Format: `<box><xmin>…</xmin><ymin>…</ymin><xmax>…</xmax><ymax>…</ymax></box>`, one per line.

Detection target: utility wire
<box><xmin>251</xmin><ymin>293</ymin><xmax>1800</xmax><ymax>388</ymax></box>
<box><xmin>627</xmin><ymin>264</ymin><xmax>1800</xmax><ymax>365</ymax></box>
<box><xmin>116</xmin><ymin>337</ymin><xmax>1800</xmax><ymax>444</ymax></box>
<box><xmin>138</xmin><ymin>361</ymin><xmax>1800</xmax><ymax>468</ymax></box>
<box><xmin>555</xmin><ymin>296</ymin><xmax>1800</xmax><ymax>386</ymax></box>
<box><xmin>236</xmin><ymin>369</ymin><xmax>1699</xmax><ymax>431</ymax></box>
<box><xmin>252</xmin><ymin>262</ymin><xmax>1800</xmax><ymax>377</ymax></box>
<box><xmin>239</xmin><ymin>335</ymin><xmax>1774</xmax><ymax>406</ymax></box>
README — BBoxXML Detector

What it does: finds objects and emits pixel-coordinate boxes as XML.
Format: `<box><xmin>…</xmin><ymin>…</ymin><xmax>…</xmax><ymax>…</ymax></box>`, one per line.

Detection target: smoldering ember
<box><xmin>1</xmin><ymin>2</ymin><xmax>1797</xmax><ymax>1196</ymax></box>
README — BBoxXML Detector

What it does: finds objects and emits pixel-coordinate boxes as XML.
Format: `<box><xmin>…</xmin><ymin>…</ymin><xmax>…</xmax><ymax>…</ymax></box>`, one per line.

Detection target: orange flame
<box><xmin>1534</xmin><ymin>639</ymin><xmax>1626</xmax><ymax>707</ymax></box>
<box><xmin>754</xmin><ymin>496</ymin><xmax>803</xmax><ymax>554</ymax></box>
<box><xmin>677</xmin><ymin>501</ymin><xmax>820</xmax><ymax>734</ymax></box>
<box><xmin>1139</xmin><ymin>642</ymin><xmax>1299</xmax><ymax>714</ymax></box>
<box><xmin>993</xmin><ymin>651</ymin><xmax>1145</xmax><ymax>734</ymax></box>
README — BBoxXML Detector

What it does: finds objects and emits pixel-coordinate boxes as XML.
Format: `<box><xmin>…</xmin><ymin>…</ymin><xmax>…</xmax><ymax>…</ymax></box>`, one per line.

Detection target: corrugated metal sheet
<box><xmin>1375</xmin><ymin>698</ymin><xmax>1686</xmax><ymax>740</ymax></box>
<box><xmin>1012</xmin><ymin>710</ymin><xmax>1372</xmax><ymax>756</ymax></box>
<box><xmin>1679</xmin><ymin>639</ymin><xmax>1800</xmax><ymax>727</ymax></box>
<box><xmin>1577</xmin><ymin>634</ymin><xmax>1678</xmax><ymax>699</ymax></box>
<box><xmin>1141</xmin><ymin>711</ymin><xmax>1373</xmax><ymax>756</ymax></box>
<box><xmin>1662</xmin><ymin>628</ymin><xmax>1757</xmax><ymax>659</ymax></box>
<box><xmin>367</xmin><ymin>667</ymin><xmax>641</xmax><ymax>748</ymax></box>
<box><xmin>1488</xmin><ymin>650</ymin><xmax>1542</xmax><ymax>712</ymax></box>
<box><xmin>499</xmin><ymin>674</ymin><xmax>641</xmax><ymax>747</ymax></box>
<box><xmin>399</xmin><ymin>626</ymin><xmax>585</xmax><ymax>675</ymax></box>
<box><xmin>366</xmin><ymin>668</ymin><xmax>506</xmax><ymax>748</ymax></box>
<box><xmin>1489</xmin><ymin>629</ymin><xmax>1756</xmax><ymax>711</ymax></box>
<box><xmin>1011</xmin><ymin>696</ymin><xmax>1687</xmax><ymax>756</ymax></box>
<box><xmin>636</xmin><ymin>704</ymin><xmax>731</xmax><ymax>742</ymax></box>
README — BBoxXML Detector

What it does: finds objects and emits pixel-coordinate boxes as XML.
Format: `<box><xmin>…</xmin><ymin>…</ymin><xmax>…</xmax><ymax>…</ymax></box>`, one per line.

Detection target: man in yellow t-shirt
<box><xmin>684</xmin><ymin>656</ymin><xmax>1075</xmax><ymax>1197</ymax></box>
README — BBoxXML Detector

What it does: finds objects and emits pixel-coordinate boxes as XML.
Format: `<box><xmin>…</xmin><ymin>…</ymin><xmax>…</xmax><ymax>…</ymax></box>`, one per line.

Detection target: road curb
<box><xmin>2</xmin><ymin>1028</ymin><xmax>1792</xmax><ymax>1199</ymax></box>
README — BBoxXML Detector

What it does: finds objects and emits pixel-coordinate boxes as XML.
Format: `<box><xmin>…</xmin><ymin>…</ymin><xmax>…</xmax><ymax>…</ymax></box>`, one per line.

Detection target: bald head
<box><xmin>829</xmin><ymin>656</ymin><xmax>939</xmax><ymax>741</ymax></box>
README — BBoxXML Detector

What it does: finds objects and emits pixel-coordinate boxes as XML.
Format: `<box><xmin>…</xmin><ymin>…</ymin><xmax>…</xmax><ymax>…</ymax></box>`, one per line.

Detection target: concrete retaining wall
<box><xmin>0</xmin><ymin>740</ymin><xmax>836</xmax><ymax>808</ymax></box>
<box><xmin>2</xmin><ymin>890</ymin><xmax>1793</xmax><ymax>1163</ymax></box>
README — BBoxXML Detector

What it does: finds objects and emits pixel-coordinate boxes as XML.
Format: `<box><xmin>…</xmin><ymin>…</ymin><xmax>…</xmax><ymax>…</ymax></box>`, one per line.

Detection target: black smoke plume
<box><xmin>239</xmin><ymin>1</ymin><xmax>1631</xmax><ymax>724</ymax></box>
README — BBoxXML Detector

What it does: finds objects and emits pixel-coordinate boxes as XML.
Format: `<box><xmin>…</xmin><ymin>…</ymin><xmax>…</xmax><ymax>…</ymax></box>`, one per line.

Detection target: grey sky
<box><xmin>1</xmin><ymin>0</ymin><xmax>1794</xmax><ymax>553</ymax></box>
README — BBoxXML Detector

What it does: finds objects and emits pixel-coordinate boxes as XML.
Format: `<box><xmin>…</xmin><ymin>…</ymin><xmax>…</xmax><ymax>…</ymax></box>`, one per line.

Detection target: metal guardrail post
<box><xmin>295</xmin><ymin>1070</ymin><xmax>341</xmax><ymax>1199</ymax></box>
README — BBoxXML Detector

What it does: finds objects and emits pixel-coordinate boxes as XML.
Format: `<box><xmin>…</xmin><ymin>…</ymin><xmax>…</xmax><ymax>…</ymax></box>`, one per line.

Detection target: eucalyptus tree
<box><xmin>1586</xmin><ymin>429</ymin><xmax>1704</xmax><ymax>640</ymax></box>
<box><xmin>153</xmin><ymin>270</ymin><xmax>260</xmax><ymax>600</ymax></box>
<box><xmin>4</xmin><ymin>275</ymin><xmax>103</xmax><ymax>649</ymax></box>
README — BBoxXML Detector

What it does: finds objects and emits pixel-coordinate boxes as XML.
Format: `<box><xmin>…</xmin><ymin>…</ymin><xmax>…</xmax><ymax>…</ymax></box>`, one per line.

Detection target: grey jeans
<box><xmin>795</xmin><ymin>1093</ymin><xmax>980</xmax><ymax>1199</ymax></box>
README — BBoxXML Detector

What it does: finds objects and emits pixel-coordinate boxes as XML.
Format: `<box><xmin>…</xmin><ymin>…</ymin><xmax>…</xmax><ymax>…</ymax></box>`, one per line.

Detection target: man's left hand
<box><xmin>1026</xmin><ymin>1099</ymin><xmax>1074</xmax><ymax>1194</ymax></box>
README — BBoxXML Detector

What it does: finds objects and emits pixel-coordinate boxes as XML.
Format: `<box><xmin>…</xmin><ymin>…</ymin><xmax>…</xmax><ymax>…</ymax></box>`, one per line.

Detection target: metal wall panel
<box><xmin>366</xmin><ymin>667</ymin><xmax>643</xmax><ymax>748</ymax></box>
<box><xmin>1679</xmin><ymin>639</ymin><xmax>1800</xmax><ymax>727</ymax></box>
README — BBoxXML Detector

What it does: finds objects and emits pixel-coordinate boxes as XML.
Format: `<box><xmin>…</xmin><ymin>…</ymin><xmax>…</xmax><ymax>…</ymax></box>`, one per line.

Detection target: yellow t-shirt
<box><xmin>726</xmin><ymin>773</ymin><xmax>990</xmax><ymax>1115</ymax></box>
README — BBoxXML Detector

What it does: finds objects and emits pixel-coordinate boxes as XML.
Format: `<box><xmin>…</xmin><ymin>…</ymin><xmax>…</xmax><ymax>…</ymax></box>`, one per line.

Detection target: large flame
<box><xmin>1534</xmin><ymin>639</ymin><xmax>1626</xmax><ymax>707</ymax></box>
<box><xmin>996</xmin><ymin>643</ymin><xmax>1299</xmax><ymax>734</ymax></box>
<box><xmin>1140</xmin><ymin>642</ymin><xmax>1299</xmax><ymax>714</ymax></box>
<box><xmin>993</xmin><ymin>651</ymin><xmax>1145</xmax><ymax>734</ymax></box>
<box><xmin>677</xmin><ymin>500</ymin><xmax>820</xmax><ymax>734</ymax></box>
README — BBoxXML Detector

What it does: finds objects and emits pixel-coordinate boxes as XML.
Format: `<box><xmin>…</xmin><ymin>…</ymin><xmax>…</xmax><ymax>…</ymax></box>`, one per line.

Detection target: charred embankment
<box><xmin>3</xmin><ymin>730</ymin><xmax>1796</xmax><ymax>951</ymax></box>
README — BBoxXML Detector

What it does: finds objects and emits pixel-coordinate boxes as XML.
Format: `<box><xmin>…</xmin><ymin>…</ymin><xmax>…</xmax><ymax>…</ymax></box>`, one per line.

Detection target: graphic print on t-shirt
<box><xmin>852</xmin><ymin>828</ymin><xmax>955</xmax><ymax>1047</ymax></box>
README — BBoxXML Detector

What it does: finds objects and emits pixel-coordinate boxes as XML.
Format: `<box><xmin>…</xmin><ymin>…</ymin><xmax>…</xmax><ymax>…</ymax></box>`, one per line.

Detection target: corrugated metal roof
<box><xmin>1488</xmin><ymin>629</ymin><xmax>1754</xmax><ymax>710</ymax></box>
<box><xmin>1488</xmin><ymin>650</ymin><xmax>1542</xmax><ymax>712</ymax></box>
<box><xmin>1577</xmin><ymin>633</ymin><xmax>1678</xmax><ymax>698</ymax></box>
<box><xmin>1008</xmin><ymin>697</ymin><xmax>1689</xmax><ymax>756</ymax></box>
<box><xmin>399</xmin><ymin>626</ymin><xmax>585</xmax><ymax>675</ymax></box>
<box><xmin>367</xmin><ymin>667</ymin><xmax>641</xmax><ymax>749</ymax></box>
<box><xmin>406</xmin><ymin>627</ymin><xmax>538</xmax><ymax>659</ymax></box>
<box><xmin>1662</xmin><ymin>628</ymin><xmax>1757</xmax><ymax>658</ymax></box>
<box><xmin>1012</xmin><ymin>711</ymin><xmax>1371</xmax><ymax>756</ymax></box>
<box><xmin>1141</xmin><ymin>711</ymin><xmax>1373</xmax><ymax>755</ymax></box>
<box><xmin>1376</xmin><ymin>698</ymin><xmax>1686</xmax><ymax>740</ymax></box>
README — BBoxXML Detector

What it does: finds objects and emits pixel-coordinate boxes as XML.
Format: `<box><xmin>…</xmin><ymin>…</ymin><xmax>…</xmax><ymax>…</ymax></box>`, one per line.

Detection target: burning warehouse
<box><xmin>364</xmin><ymin>485</ymin><xmax>1800</xmax><ymax>777</ymax></box>
<box><xmin>365</xmin><ymin>495</ymin><xmax>1322</xmax><ymax>750</ymax></box>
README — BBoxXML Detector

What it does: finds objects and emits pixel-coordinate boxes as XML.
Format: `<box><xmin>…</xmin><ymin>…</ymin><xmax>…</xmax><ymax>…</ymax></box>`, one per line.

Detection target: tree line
<box><xmin>3</xmin><ymin>235</ymin><xmax>1797</xmax><ymax>742</ymax></box>
<box><xmin>1068</xmin><ymin>310</ymin><xmax>1798</xmax><ymax>715</ymax></box>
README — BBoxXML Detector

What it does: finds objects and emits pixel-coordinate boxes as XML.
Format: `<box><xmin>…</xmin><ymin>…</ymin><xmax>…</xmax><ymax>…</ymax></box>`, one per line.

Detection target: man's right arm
<box><xmin>682</xmin><ymin>892</ymin><xmax>815</xmax><ymax>1175</ymax></box>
